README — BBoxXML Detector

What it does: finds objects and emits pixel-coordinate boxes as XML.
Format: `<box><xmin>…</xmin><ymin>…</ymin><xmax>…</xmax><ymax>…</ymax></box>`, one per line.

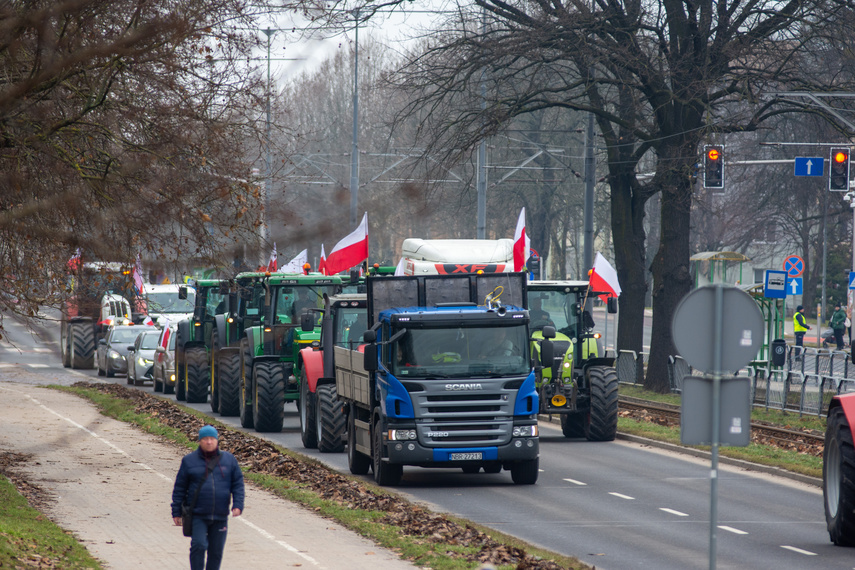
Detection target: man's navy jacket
<box><xmin>171</xmin><ymin>447</ymin><xmax>245</xmax><ymax>521</ymax></box>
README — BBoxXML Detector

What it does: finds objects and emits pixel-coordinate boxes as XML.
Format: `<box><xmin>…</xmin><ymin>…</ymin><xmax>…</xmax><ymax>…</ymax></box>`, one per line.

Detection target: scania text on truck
<box><xmin>336</xmin><ymin>272</ymin><xmax>545</xmax><ymax>486</ymax></box>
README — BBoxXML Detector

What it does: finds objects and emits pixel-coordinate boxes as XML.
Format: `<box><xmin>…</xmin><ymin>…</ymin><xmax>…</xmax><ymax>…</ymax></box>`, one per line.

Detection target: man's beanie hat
<box><xmin>797</xmin><ymin>305</ymin><xmax>803</xmax><ymax>311</ymax></box>
<box><xmin>198</xmin><ymin>425</ymin><xmax>218</xmax><ymax>440</ymax></box>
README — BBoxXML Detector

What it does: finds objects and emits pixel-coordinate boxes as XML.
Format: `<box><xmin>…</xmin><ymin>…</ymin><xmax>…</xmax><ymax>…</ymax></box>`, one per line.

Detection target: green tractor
<box><xmin>175</xmin><ymin>278</ymin><xmax>227</xmax><ymax>404</ymax></box>
<box><xmin>238</xmin><ymin>272</ymin><xmax>342</xmax><ymax>432</ymax></box>
<box><xmin>527</xmin><ymin>281</ymin><xmax>619</xmax><ymax>441</ymax></box>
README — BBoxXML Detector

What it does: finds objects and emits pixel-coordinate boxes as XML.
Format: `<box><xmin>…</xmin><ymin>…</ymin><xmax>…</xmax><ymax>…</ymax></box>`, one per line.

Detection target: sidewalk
<box><xmin>0</xmin><ymin>380</ymin><xmax>419</xmax><ymax>570</ymax></box>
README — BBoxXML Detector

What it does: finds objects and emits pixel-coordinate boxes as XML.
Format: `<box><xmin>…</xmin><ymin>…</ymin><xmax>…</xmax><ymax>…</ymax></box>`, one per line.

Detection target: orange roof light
<box><xmin>707</xmin><ymin>148</ymin><xmax>720</xmax><ymax>161</ymax></box>
<box><xmin>834</xmin><ymin>151</ymin><xmax>848</xmax><ymax>163</ymax></box>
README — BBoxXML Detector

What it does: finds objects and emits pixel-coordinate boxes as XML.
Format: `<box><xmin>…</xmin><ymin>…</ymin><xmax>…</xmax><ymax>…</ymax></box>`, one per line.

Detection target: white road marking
<box><xmin>660</xmin><ymin>508</ymin><xmax>689</xmax><ymax>517</ymax></box>
<box><xmin>0</xmin><ymin>384</ymin><xmax>322</xmax><ymax>566</ymax></box>
<box><xmin>718</xmin><ymin>526</ymin><xmax>748</xmax><ymax>535</ymax></box>
<box><xmin>781</xmin><ymin>545</ymin><xmax>817</xmax><ymax>556</ymax></box>
<box><xmin>609</xmin><ymin>492</ymin><xmax>635</xmax><ymax>500</ymax></box>
<box><xmin>28</xmin><ymin>364</ymin><xmax>49</xmax><ymax>368</ymax></box>
<box><xmin>562</xmin><ymin>478</ymin><xmax>587</xmax><ymax>486</ymax></box>
<box><xmin>32</xmin><ymin>347</ymin><xmax>52</xmax><ymax>353</ymax></box>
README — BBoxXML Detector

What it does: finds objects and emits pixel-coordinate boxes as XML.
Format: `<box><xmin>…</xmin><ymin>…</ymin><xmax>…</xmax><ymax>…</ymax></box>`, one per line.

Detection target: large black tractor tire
<box><xmin>218</xmin><ymin>350</ymin><xmax>241</xmax><ymax>417</ymax></box>
<box><xmin>239</xmin><ymin>340</ymin><xmax>254</xmax><ymax>429</ymax></box>
<box><xmin>824</xmin><ymin>406</ymin><xmax>855</xmax><ymax>546</ymax></box>
<box><xmin>299</xmin><ymin>371</ymin><xmax>318</xmax><ymax>448</ymax></box>
<box><xmin>316</xmin><ymin>384</ymin><xmax>345</xmax><ymax>453</ymax></box>
<box><xmin>252</xmin><ymin>361</ymin><xmax>285</xmax><ymax>433</ymax></box>
<box><xmin>560</xmin><ymin>411</ymin><xmax>589</xmax><ymax>439</ymax></box>
<box><xmin>586</xmin><ymin>366</ymin><xmax>619</xmax><ymax>442</ymax></box>
<box><xmin>348</xmin><ymin>405</ymin><xmax>371</xmax><ymax>475</ymax></box>
<box><xmin>510</xmin><ymin>458</ymin><xmax>539</xmax><ymax>485</ymax></box>
<box><xmin>69</xmin><ymin>322</ymin><xmax>95</xmax><ymax>370</ymax></box>
<box><xmin>372</xmin><ymin>416</ymin><xmax>402</xmax><ymax>486</ymax></box>
<box><xmin>185</xmin><ymin>347</ymin><xmax>208</xmax><ymax>404</ymax></box>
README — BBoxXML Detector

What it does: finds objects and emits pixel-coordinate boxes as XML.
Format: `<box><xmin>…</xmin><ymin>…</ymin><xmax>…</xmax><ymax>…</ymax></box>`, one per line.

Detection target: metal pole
<box><xmin>822</xmin><ymin>192</ymin><xmax>827</xmax><ymax>333</ymax></box>
<box><xmin>709</xmin><ymin>285</ymin><xmax>723</xmax><ymax>570</ymax></box>
<box><xmin>263</xmin><ymin>28</ymin><xmax>274</xmax><ymax>267</ymax></box>
<box><xmin>476</xmin><ymin>7</ymin><xmax>487</xmax><ymax>239</ymax></box>
<box><xmin>584</xmin><ymin>110</ymin><xmax>595</xmax><ymax>277</ymax></box>
<box><xmin>349</xmin><ymin>12</ymin><xmax>359</xmax><ymax>227</ymax></box>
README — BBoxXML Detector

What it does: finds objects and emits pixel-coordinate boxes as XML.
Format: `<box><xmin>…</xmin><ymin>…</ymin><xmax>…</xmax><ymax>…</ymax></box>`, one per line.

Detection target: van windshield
<box><xmin>145</xmin><ymin>291</ymin><xmax>195</xmax><ymax>314</ymax></box>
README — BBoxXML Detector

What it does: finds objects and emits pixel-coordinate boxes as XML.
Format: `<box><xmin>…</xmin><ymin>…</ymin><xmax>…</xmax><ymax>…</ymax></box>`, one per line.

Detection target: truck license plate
<box><xmin>451</xmin><ymin>452</ymin><xmax>482</xmax><ymax>461</ymax></box>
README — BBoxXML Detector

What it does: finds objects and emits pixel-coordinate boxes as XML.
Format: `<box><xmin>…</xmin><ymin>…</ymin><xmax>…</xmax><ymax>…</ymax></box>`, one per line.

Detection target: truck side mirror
<box><xmin>539</xmin><ymin>339</ymin><xmax>554</xmax><ymax>366</ymax></box>
<box><xmin>178</xmin><ymin>286</ymin><xmax>187</xmax><ymax>300</ymax></box>
<box><xmin>540</xmin><ymin>325</ymin><xmax>556</xmax><ymax>339</ymax></box>
<box><xmin>300</xmin><ymin>311</ymin><xmax>315</xmax><ymax>331</ymax></box>
<box><xmin>607</xmin><ymin>296</ymin><xmax>618</xmax><ymax>314</ymax></box>
<box><xmin>363</xmin><ymin>330</ymin><xmax>377</xmax><ymax>343</ymax></box>
<box><xmin>363</xmin><ymin>344</ymin><xmax>378</xmax><ymax>371</ymax></box>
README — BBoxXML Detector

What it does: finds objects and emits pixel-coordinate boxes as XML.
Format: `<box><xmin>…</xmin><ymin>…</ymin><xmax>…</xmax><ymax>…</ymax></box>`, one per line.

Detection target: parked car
<box><xmin>126</xmin><ymin>329</ymin><xmax>161</xmax><ymax>386</ymax></box>
<box><xmin>153</xmin><ymin>325</ymin><xmax>177</xmax><ymax>394</ymax></box>
<box><xmin>96</xmin><ymin>324</ymin><xmax>153</xmax><ymax>377</ymax></box>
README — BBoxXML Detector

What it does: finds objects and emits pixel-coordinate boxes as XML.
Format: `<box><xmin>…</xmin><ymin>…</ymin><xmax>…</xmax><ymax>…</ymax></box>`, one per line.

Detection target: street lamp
<box><xmin>262</xmin><ymin>28</ymin><xmax>275</xmax><ymax>266</ymax></box>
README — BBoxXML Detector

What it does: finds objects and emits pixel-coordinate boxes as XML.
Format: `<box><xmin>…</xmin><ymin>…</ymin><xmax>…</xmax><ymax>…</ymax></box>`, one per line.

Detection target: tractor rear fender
<box><xmin>830</xmin><ymin>392</ymin><xmax>855</xmax><ymax>426</ymax></box>
<box><xmin>580</xmin><ymin>357</ymin><xmax>616</xmax><ymax>372</ymax></box>
<box><xmin>299</xmin><ymin>346</ymin><xmax>325</xmax><ymax>394</ymax></box>
<box><xmin>214</xmin><ymin>315</ymin><xmax>230</xmax><ymax>348</ymax></box>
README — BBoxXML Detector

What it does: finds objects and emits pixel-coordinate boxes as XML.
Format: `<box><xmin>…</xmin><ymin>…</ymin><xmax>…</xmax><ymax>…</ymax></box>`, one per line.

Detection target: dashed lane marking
<box><xmin>660</xmin><ymin>508</ymin><xmax>689</xmax><ymax>517</ymax></box>
<box><xmin>718</xmin><ymin>526</ymin><xmax>748</xmax><ymax>535</ymax></box>
<box><xmin>780</xmin><ymin>545</ymin><xmax>817</xmax><ymax>556</ymax></box>
<box><xmin>0</xmin><ymin>384</ymin><xmax>323</xmax><ymax>566</ymax></box>
<box><xmin>609</xmin><ymin>492</ymin><xmax>635</xmax><ymax>500</ymax></box>
<box><xmin>562</xmin><ymin>478</ymin><xmax>587</xmax><ymax>486</ymax></box>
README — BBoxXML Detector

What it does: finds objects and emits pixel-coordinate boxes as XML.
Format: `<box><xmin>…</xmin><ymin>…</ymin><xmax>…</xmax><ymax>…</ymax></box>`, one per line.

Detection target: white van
<box><xmin>138</xmin><ymin>283</ymin><xmax>195</xmax><ymax>327</ymax></box>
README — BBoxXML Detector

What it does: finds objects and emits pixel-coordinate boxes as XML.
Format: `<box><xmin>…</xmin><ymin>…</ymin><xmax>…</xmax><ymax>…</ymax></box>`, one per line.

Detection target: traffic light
<box><xmin>829</xmin><ymin>147</ymin><xmax>851</xmax><ymax>192</ymax></box>
<box><xmin>703</xmin><ymin>145</ymin><xmax>724</xmax><ymax>189</ymax></box>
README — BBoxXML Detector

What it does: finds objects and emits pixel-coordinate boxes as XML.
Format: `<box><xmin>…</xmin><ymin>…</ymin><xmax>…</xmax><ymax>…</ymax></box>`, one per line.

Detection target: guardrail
<box><xmin>616</xmin><ymin>346</ymin><xmax>855</xmax><ymax>417</ymax></box>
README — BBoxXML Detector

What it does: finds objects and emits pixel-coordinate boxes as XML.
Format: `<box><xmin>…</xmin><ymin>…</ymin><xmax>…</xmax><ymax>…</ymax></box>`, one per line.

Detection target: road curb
<box><xmin>538</xmin><ymin>414</ymin><xmax>822</xmax><ymax>488</ymax></box>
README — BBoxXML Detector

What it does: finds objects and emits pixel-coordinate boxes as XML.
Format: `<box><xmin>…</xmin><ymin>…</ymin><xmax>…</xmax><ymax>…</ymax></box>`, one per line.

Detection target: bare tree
<box><xmin>0</xmin><ymin>0</ymin><xmax>273</xmax><ymax>326</ymax></box>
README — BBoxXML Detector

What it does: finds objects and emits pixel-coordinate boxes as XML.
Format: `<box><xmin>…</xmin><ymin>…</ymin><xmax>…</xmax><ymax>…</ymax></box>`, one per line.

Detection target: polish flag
<box><xmin>324</xmin><ymin>213</ymin><xmax>368</xmax><ymax>276</ymax></box>
<box><xmin>67</xmin><ymin>248</ymin><xmax>82</xmax><ymax>271</ymax></box>
<box><xmin>160</xmin><ymin>319</ymin><xmax>172</xmax><ymax>348</ymax></box>
<box><xmin>513</xmin><ymin>207</ymin><xmax>530</xmax><ymax>272</ymax></box>
<box><xmin>267</xmin><ymin>242</ymin><xmax>278</xmax><ymax>272</ymax></box>
<box><xmin>143</xmin><ymin>315</ymin><xmax>154</xmax><ymax>326</ymax></box>
<box><xmin>132</xmin><ymin>252</ymin><xmax>145</xmax><ymax>294</ymax></box>
<box><xmin>318</xmin><ymin>244</ymin><xmax>327</xmax><ymax>276</ymax></box>
<box><xmin>589</xmin><ymin>252</ymin><xmax>621</xmax><ymax>301</ymax></box>
<box><xmin>279</xmin><ymin>249</ymin><xmax>307</xmax><ymax>273</ymax></box>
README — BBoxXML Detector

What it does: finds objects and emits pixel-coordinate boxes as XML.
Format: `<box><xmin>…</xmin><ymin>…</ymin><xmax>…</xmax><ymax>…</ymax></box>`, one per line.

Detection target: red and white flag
<box><xmin>589</xmin><ymin>252</ymin><xmax>621</xmax><ymax>301</ymax></box>
<box><xmin>160</xmin><ymin>319</ymin><xmax>171</xmax><ymax>348</ymax></box>
<box><xmin>279</xmin><ymin>249</ymin><xmax>307</xmax><ymax>273</ymax></box>
<box><xmin>67</xmin><ymin>248</ymin><xmax>82</xmax><ymax>271</ymax></box>
<box><xmin>513</xmin><ymin>207</ymin><xmax>530</xmax><ymax>272</ymax></box>
<box><xmin>143</xmin><ymin>315</ymin><xmax>154</xmax><ymax>326</ymax></box>
<box><xmin>318</xmin><ymin>244</ymin><xmax>327</xmax><ymax>276</ymax></box>
<box><xmin>132</xmin><ymin>252</ymin><xmax>145</xmax><ymax>294</ymax></box>
<box><xmin>267</xmin><ymin>242</ymin><xmax>278</xmax><ymax>272</ymax></box>
<box><xmin>324</xmin><ymin>213</ymin><xmax>368</xmax><ymax>275</ymax></box>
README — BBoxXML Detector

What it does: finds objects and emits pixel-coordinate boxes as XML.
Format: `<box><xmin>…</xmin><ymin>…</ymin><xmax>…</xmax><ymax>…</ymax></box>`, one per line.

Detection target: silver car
<box><xmin>96</xmin><ymin>324</ymin><xmax>154</xmax><ymax>378</ymax></box>
<box><xmin>153</xmin><ymin>326</ymin><xmax>177</xmax><ymax>394</ymax></box>
<box><xmin>126</xmin><ymin>330</ymin><xmax>161</xmax><ymax>386</ymax></box>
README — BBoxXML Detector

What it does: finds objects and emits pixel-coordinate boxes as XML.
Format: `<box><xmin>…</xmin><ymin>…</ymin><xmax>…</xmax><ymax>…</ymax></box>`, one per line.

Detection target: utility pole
<box><xmin>350</xmin><ymin>11</ymin><xmax>360</xmax><ymax>227</ymax></box>
<box><xmin>262</xmin><ymin>28</ymin><xmax>274</xmax><ymax>267</ymax></box>
<box><xmin>476</xmin><ymin>7</ymin><xmax>487</xmax><ymax>239</ymax></box>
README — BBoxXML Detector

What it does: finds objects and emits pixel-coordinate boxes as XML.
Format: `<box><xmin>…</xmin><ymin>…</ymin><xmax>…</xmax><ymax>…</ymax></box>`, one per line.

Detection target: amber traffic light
<box><xmin>830</xmin><ymin>148</ymin><xmax>851</xmax><ymax>192</ymax></box>
<box><xmin>703</xmin><ymin>145</ymin><xmax>724</xmax><ymax>189</ymax></box>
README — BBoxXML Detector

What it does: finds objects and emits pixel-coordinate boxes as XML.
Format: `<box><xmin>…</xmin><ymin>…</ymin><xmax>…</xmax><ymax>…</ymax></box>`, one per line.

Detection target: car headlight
<box><xmin>513</xmin><ymin>425</ymin><xmax>538</xmax><ymax>437</ymax></box>
<box><xmin>138</xmin><ymin>357</ymin><xmax>152</xmax><ymax>366</ymax></box>
<box><xmin>108</xmin><ymin>350</ymin><xmax>123</xmax><ymax>360</ymax></box>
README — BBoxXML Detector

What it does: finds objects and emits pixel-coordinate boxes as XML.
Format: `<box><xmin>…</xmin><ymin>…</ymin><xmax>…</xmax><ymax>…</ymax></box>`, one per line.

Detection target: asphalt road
<box><xmin>2</xmin><ymin>309</ymin><xmax>850</xmax><ymax>570</ymax></box>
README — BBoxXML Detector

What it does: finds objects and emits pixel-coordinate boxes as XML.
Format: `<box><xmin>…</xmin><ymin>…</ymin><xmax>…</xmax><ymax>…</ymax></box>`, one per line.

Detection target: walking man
<box><xmin>830</xmin><ymin>302</ymin><xmax>848</xmax><ymax>350</ymax></box>
<box><xmin>171</xmin><ymin>425</ymin><xmax>244</xmax><ymax>570</ymax></box>
<box><xmin>793</xmin><ymin>305</ymin><xmax>811</xmax><ymax>361</ymax></box>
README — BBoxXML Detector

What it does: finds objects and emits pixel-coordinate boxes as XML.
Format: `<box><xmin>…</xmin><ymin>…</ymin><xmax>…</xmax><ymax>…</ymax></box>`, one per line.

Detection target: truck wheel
<box><xmin>239</xmin><ymin>341</ymin><xmax>254</xmax><ymax>429</ymax></box>
<box><xmin>218</xmin><ymin>350</ymin><xmax>241</xmax><ymax>417</ymax></box>
<box><xmin>824</xmin><ymin>406</ymin><xmax>855</xmax><ymax>545</ymax></box>
<box><xmin>348</xmin><ymin>406</ymin><xmax>371</xmax><ymax>475</ymax></box>
<box><xmin>316</xmin><ymin>384</ymin><xmax>345</xmax><ymax>453</ymax></box>
<box><xmin>253</xmin><ymin>361</ymin><xmax>284</xmax><ymax>433</ymax></box>
<box><xmin>185</xmin><ymin>346</ymin><xmax>208</xmax><ymax>404</ymax></box>
<box><xmin>372</xmin><ymin>416</ymin><xmax>402</xmax><ymax>486</ymax></box>
<box><xmin>586</xmin><ymin>366</ymin><xmax>619</xmax><ymax>442</ymax></box>
<box><xmin>299</xmin><ymin>371</ymin><xmax>317</xmax><ymax>448</ymax></box>
<box><xmin>560</xmin><ymin>412</ymin><xmax>588</xmax><ymax>438</ymax></box>
<box><xmin>69</xmin><ymin>322</ymin><xmax>95</xmax><ymax>369</ymax></box>
<box><xmin>510</xmin><ymin>458</ymin><xmax>539</xmax><ymax>485</ymax></box>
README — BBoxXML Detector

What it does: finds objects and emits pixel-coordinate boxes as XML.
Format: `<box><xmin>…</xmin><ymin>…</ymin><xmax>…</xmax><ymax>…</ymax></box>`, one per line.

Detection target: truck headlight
<box><xmin>388</xmin><ymin>429</ymin><xmax>417</xmax><ymax>441</ymax></box>
<box><xmin>513</xmin><ymin>425</ymin><xmax>538</xmax><ymax>437</ymax></box>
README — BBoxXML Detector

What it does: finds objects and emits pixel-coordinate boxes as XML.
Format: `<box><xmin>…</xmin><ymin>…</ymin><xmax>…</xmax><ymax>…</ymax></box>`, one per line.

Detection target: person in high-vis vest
<box><xmin>793</xmin><ymin>305</ymin><xmax>811</xmax><ymax>360</ymax></box>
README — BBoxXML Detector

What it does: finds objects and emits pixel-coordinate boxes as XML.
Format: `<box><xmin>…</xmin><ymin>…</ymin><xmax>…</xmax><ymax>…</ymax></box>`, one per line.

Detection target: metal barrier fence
<box><xmin>616</xmin><ymin>346</ymin><xmax>855</xmax><ymax>417</ymax></box>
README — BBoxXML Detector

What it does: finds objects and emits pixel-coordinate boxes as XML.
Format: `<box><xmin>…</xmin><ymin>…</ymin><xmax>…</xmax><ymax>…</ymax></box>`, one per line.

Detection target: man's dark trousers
<box><xmin>190</xmin><ymin>517</ymin><xmax>228</xmax><ymax>570</ymax></box>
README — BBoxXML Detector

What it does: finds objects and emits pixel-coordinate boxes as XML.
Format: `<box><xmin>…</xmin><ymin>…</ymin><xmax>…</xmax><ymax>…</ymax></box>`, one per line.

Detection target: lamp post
<box><xmin>262</xmin><ymin>28</ymin><xmax>275</xmax><ymax>265</ymax></box>
<box><xmin>350</xmin><ymin>11</ymin><xmax>360</xmax><ymax>227</ymax></box>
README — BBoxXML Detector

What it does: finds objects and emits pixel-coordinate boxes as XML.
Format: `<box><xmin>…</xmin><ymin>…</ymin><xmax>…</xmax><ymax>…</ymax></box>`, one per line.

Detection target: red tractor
<box><xmin>824</xmin><ymin>392</ymin><xmax>855</xmax><ymax>546</ymax></box>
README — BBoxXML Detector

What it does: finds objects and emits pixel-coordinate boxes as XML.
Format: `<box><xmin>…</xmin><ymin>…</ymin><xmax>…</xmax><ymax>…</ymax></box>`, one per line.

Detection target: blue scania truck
<box><xmin>334</xmin><ymin>272</ymin><xmax>548</xmax><ymax>486</ymax></box>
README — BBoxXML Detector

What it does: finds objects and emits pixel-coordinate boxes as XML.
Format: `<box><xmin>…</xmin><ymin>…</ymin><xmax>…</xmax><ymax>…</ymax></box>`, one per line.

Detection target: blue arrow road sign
<box><xmin>849</xmin><ymin>271</ymin><xmax>855</xmax><ymax>290</ymax></box>
<box><xmin>794</xmin><ymin>157</ymin><xmax>824</xmax><ymax>176</ymax></box>
<box><xmin>764</xmin><ymin>270</ymin><xmax>787</xmax><ymax>299</ymax></box>
<box><xmin>787</xmin><ymin>277</ymin><xmax>803</xmax><ymax>296</ymax></box>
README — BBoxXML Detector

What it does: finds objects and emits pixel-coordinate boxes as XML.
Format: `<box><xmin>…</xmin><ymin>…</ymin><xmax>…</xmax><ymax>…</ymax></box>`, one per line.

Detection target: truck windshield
<box><xmin>391</xmin><ymin>324</ymin><xmax>529</xmax><ymax>378</ymax></box>
<box><xmin>145</xmin><ymin>292</ymin><xmax>195</xmax><ymax>313</ymax></box>
<box><xmin>334</xmin><ymin>308</ymin><xmax>368</xmax><ymax>349</ymax></box>
<box><xmin>529</xmin><ymin>289</ymin><xmax>579</xmax><ymax>337</ymax></box>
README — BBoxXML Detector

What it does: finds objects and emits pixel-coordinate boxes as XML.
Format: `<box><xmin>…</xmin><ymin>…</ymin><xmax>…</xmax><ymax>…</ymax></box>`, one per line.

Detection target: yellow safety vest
<box><xmin>793</xmin><ymin>312</ymin><xmax>808</xmax><ymax>333</ymax></box>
